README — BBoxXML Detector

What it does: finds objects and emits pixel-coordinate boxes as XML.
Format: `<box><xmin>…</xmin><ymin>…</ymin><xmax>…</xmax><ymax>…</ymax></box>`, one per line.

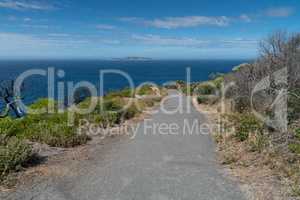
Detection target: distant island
<box><xmin>112</xmin><ymin>57</ymin><xmax>152</xmax><ymax>61</ymax></box>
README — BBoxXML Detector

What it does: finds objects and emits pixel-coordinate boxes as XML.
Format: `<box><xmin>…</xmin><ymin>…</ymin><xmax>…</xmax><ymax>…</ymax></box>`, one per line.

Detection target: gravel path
<box><xmin>2</xmin><ymin>91</ymin><xmax>246</xmax><ymax>200</ymax></box>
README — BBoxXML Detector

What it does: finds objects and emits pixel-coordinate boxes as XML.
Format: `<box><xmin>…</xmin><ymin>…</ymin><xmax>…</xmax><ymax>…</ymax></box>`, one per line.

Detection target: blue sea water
<box><xmin>0</xmin><ymin>59</ymin><xmax>247</xmax><ymax>108</ymax></box>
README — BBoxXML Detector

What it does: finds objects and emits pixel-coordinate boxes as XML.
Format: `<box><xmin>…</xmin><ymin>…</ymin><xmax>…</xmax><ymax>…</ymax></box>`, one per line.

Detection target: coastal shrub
<box><xmin>197</xmin><ymin>95</ymin><xmax>219</xmax><ymax>105</ymax></box>
<box><xmin>236</xmin><ymin>114</ymin><xmax>263</xmax><ymax>141</ymax></box>
<box><xmin>0</xmin><ymin>136</ymin><xmax>32</xmax><ymax>182</ymax></box>
<box><xmin>122</xmin><ymin>104</ymin><xmax>140</xmax><ymax>120</ymax></box>
<box><xmin>212</xmin><ymin>76</ymin><xmax>224</xmax><ymax>89</ymax></box>
<box><xmin>140</xmin><ymin>98</ymin><xmax>155</xmax><ymax>107</ymax></box>
<box><xmin>181</xmin><ymin>85</ymin><xmax>193</xmax><ymax>95</ymax></box>
<box><xmin>225</xmin><ymin>113</ymin><xmax>263</xmax><ymax>141</ymax></box>
<box><xmin>23</xmin><ymin>120</ymin><xmax>89</xmax><ymax>147</ymax></box>
<box><xmin>137</xmin><ymin>85</ymin><xmax>154</xmax><ymax>96</ymax></box>
<box><xmin>21</xmin><ymin>113</ymin><xmax>90</xmax><ymax>148</ymax></box>
<box><xmin>93</xmin><ymin>111</ymin><xmax>119</xmax><ymax>128</ymax></box>
<box><xmin>101</xmin><ymin>97</ymin><xmax>124</xmax><ymax>112</ymax></box>
<box><xmin>194</xmin><ymin>83</ymin><xmax>215</xmax><ymax>95</ymax></box>
<box><xmin>197</xmin><ymin>96</ymin><xmax>210</xmax><ymax>104</ymax></box>
<box><xmin>106</xmin><ymin>88</ymin><xmax>134</xmax><ymax>98</ymax></box>
<box><xmin>0</xmin><ymin>107</ymin><xmax>90</xmax><ymax>148</ymax></box>
<box><xmin>73</xmin><ymin>87</ymin><xmax>92</xmax><ymax>104</ymax></box>
<box><xmin>29</xmin><ymin>98</ymin><xmax>57</xmax><ymax>113</ymax></box>
<box><xmin>0</xmin><ymin>117</ymin><xmax>17</xmax><ymax>136</ymax></box>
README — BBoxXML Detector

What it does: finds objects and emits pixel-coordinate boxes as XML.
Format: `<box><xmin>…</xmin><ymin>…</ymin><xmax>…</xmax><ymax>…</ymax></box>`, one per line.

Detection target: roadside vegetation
<box><xmin>0</xmin><ymin>84</ymin><xmax>165</xmax><ymax>186</ymax></box>
<box><xmin>190</xmin><ymin>31</ymin><xmax>300</xmax><ymax>199</ymax></box>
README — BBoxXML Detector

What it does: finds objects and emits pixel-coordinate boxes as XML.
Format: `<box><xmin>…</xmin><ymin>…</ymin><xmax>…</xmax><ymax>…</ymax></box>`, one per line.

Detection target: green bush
<box><xmin>102</xmin><ymin>97</ymin><xmax>124</xmax><ymax>112</ymax></box>
<box><xmin>21</xmin><ymin>113</ymin><xmax>90</xmax><ymax>148</ymax></box>
<box><xmin>137</xmin><ymin>85</ymin><xmax>154</xmax><ymax>96</ymax></box>
<box><xmin>225</xmin><ymin>113</ymin><xmax>263</xmax><ymax>141</ymax></box>
<box><xmin>0</xmin><ymin>110</ymin><xmax>90</xmax><ymax>148</ymax></box>
<box><xmin>106</xmin><ymin>88</ymin><xmax>134</xmax><ymax>98</ymax></box>
<box><xmin>197</xmin><ymin>96</ymin><xmax>210</xmax><ymax>104</ymax></box>
<box><xmin>29</xmin><ymin>98</ymin><xmax>57</xmax><ymax>113</ymax></box>
<box><xmin>197</xmin><ymin>95</ymin><xmax>219</xmax><ymax>105</ymax></box>
<box><xmin>122</xmin><ymin>104</ymin><xmax>140</xmax><ymax>120</ymax></box>
<box><xmin>212</xmin><ymin>76</ymin><xmax>224</xmax><ymax>89</ymax></box>
<box><xmin>236</xmin><ymin>114</ymin><xmax>263</xmax><ymax>141</ymax></box>
<box><xmin>194</xmin><ymin>83</ymin><xmax>215</xmax><ymax>95</ymax></box>
<box><xmin>181</xmin><ymin>86</ymin><xmax>192</xmax><ymax>95</ymax></box>
<box><xmin>89</xmin><ymin>112</ymin><xmax>119</xmax><ymax>128</ymax></box>
<box><xmin>0</xmin><ymin>136</ymin><xmax>32</xmax><ymax>182</ymax></box>
<box><xmin>0</xmin><ymin>118</ymin><xmax>17</xmax><ymax>136</ymax></box>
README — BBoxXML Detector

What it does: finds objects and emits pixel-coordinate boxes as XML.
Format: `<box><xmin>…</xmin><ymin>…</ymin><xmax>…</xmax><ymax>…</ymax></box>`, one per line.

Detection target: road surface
<box><xmin>2</xmin><ymin>91</ymin><xmax>246</xmax><ymax>200</ymax></box>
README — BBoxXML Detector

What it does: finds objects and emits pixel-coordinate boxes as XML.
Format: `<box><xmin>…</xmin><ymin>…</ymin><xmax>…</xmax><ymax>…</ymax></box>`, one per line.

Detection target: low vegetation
<box><xmin>194</xmin><ymin>31</ymin><xmax>300</xmax><ymax>199</ymax></box>
<box><xmin>0</xmin><ymin>84</ymin><xmax>164</xmax><ymax>185</ymax></box>
<box><xmin>0</xmin><ymin>136</ymin><xmax>32</xmax><ymax>185</ymax></box>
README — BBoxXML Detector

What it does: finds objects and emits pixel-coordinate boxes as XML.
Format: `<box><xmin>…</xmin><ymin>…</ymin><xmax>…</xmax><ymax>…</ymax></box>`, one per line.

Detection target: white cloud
<box><xmin>265</xmin><ymin>7</ymin><xmax>294</xmax><ymax>17</ymax></box>
<box><xmin>239</xmin><ymin>14</ymin><xmax>252</xmax><ymax>22</ymax></box>
<box><xmin>96</xmin><ymin>24</ymin><xmax>116</xmax><ymax>30</ymax></box>
<box><xmin>120</xmin><ymin>16</ymin><xmax>230</xmax><ymax>29</ymax></box>
<box><xmin>132</xmin><ymin>34</ymin><xmax>258</xmax><ymax>48</ymax></box>
<box><xmin>0</xmin><ymin>32</ymin><xmax>120</xmax><ymax>52</ymax></box>
<box><xmin>148</xmin><ymin>16</ymin><xmax>229</xmax><ymax>28</ymax></box>
<box><xmin>0</xmin><ymin>0</ymin><xmax>55</xmax><ymax>10</ymax></box>
<box><xmin>132</xmin><ymin>34</ymin><xmax>209</xmax><ymax>46</ymax></box>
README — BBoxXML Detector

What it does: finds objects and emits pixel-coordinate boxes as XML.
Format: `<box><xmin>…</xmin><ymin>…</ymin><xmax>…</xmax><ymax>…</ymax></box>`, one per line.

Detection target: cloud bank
<box><xmin>120</xmin><ymin>16</ymin><xmax>230</xmax><ymax>29</ymax></box>
<box><xmin>0</xmin><ymin>0</ymin><xmax>55</xmax><ymax>10</ymax></box>
<box><xmin>132</xmin><ymin>34</ymin><xmax>258</xmax><ymax>48</ymax></box>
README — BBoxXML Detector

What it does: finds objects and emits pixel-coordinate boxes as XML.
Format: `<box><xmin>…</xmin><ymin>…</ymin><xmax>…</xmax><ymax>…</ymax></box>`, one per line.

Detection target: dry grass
<box><xmin>193</xmin><ymin>98</ymin><xmax>300</xmax><ymax>200</ymax></box>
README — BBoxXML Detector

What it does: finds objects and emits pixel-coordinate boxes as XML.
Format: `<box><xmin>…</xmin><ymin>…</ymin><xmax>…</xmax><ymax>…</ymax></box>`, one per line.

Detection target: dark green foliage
<box><xmin>122</xmin><ymin>104</ymin><xmax>140</xmax><ymax>120</ymax></box>
<box><xmin>90</xmin><ymin>111</ymin><xmax>119</xmax><ymax>128</ymax></box>
<box><xmin>181</xmin><ymin>86</ymin><xmax>192</xmax><ymax>95</ymax></box>
<box><xmin>194</xmin><ymin>83</ymin><xmax>216</xmax><ymax>95</ymax></box>
<box><xmin>212</xmin><ymin>76</ymin><xmax>224</xmax><ymax>89</ymax></box>
<box><xmin>236</xmin><ymin>114</ymin><xmax>263</xmax><ymax>141</ymax></box>
<box><xmin>29</xmin><ymin>98</ymin><xmax>57</xmax><ymax>113</ymax></box>
<box><xmin>0</xmin><ymin>87</ymin><xmax>162</xmax><ymax>186</ymax></box>
<box><xmin>137</xmin><ymin>85</ymin><xmax>155</xmax><ymax>96</ymax></box>
<box><xmin>0</xmin><ymin>117</ymin><xmax>16</xmax><ymax>136</ymax></box>
<box><xmin>225</xmin><ymin>113</ymin><xmax>263</xmax><ymax>141</ymax></box>
<box><xmin>0</xmin><ymin>99</ymin><xmax>91</xmax><ymax>148</ymax></box>
<box><xmin>197</xmin><ymin>96</ymin><xmax>210</xmax><ymax>104</ymax></box>
<box><xmin>105</xmin><ymin>88</ymin><xmax>134</xmax><ymax>98</ymax></box>
<box><xmin>0</xmin><ymin>136</ymin><xmax>32</xmax><ymax>182</ymax></box>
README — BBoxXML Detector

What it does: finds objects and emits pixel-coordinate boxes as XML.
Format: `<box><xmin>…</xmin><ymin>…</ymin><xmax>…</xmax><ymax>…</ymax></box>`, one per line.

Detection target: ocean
<box><xmin>0</xmin><ymin>59</ymin><xmax>247</xmax><ymax>108</ymax></box>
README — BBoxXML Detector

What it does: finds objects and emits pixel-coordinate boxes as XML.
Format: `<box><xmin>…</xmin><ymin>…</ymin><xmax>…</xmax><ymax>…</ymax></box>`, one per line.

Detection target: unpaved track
<box><xmin>2</xmin><ymin>91</ymin><xmax>246</xmax><ymax>200</ymax></box>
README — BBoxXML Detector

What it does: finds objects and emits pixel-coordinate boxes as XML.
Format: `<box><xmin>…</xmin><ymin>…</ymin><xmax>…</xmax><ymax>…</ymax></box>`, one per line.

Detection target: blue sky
<box><xmin>0</xmin><ymin>0</ymin><xmax>299</xmax><ymax>59</ymax></box>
